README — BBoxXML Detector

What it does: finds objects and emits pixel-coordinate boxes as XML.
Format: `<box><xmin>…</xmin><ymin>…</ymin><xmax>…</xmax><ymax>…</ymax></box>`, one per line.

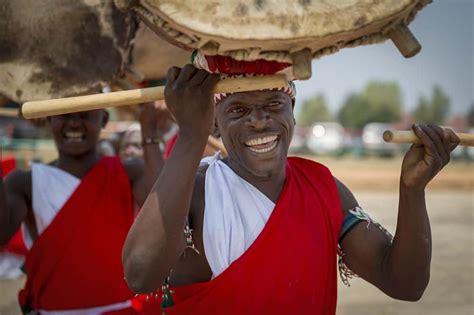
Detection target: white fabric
<box><xmin>0</xmin><ymin>252</ymin><xmax>24</xmax><ymax>279</ymax></box>
<box><xmin>22</xmin><ymin>163</ymin><xmax>80</xmax><ymax>249</ymax></box>
<box><xmin>202</xmin><ymin>153</ymin><xmax>275</xmax><ymax>278</ymax></box>
<box><xmin>36</xmin><ymin>300</ymin><xmax>132</xmax><ymax>315</ymax></box>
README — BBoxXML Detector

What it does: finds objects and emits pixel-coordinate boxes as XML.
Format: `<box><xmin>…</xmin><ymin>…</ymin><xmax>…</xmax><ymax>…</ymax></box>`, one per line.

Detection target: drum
<box><xmin>129</xmin><ymin>23</ymin><xmax>191</xmax><ymax>84</ymax></box>
<box><xmin>116</xmin><ymin>0</ymin><xmax>432</xmax><ymax>79</ymax></box>
<box><xmin>0</xmin><ymin>0</ymin><xmax>136</xmax><ymax>103</ymax></box>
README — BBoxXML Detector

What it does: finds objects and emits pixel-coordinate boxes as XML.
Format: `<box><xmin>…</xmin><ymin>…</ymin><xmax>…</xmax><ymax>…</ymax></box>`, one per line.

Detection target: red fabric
<box><xmin>151</xmin><ymin>157</ymin><xmax>343</xmax><ymax>315</ymax></box>
<box><xmin>0</xmin><ymin>157</ymin><xmax>28</xmax><ymax>256</ymax></box>
<box><xmin>18</xmin><ymin>157</ymin><xmax>136</xmax><ymax>312</ymax></box>
<box><xmin>164</xmin><ymin>133</ymin><xmax>178</xmax><ymax>160</ymax></box>
<box><xmin>205</xmin><ymin>55</ymin><xmax>291</xmax><ymax>75</ymax></box>
<box><xmin>1</xmin><ymin>157</ymin><xmax>16</xmax><ymax>175</ymax></box>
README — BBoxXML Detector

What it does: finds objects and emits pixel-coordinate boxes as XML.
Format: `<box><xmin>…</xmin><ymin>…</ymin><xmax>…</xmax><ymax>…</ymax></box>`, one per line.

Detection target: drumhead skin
<box><xmin>135</xmin><ymin>0</ymin><xmax>431</xmax><ymax>62</ymax></box>
<box><xmin>0</xmin><ymin>0</ymin><xmax>136</xmax><ymax>102</ymax></box>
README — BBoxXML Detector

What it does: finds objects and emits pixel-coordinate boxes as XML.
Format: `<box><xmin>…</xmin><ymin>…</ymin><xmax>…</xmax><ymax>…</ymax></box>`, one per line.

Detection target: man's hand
<box><xmin>164</xmin><ymin>65</ymin><xmax>220</xmax><ymax>139</ymax></box>
<box><xmin>400</xmin><ymin>124</ymin><xmax>460</xmax><ymax>190</ymax></box>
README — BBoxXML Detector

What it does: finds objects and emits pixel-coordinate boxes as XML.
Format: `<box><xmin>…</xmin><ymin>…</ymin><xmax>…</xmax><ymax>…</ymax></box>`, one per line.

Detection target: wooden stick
<box><xmin>291</xmin><ymin>48</ymin><xmax>312</xmax><ymax>80</ymax></box>
<box><xmin>383</xmin><ymin>130</ymin><xmax>474</xmax><ymax>147</ymax></box>
<box><xmin>0</xmin><ymin>108</ymin><xmax>19</xmax><ymax>118</ymax></box>
<box><xmin>388</xmin><ymin>24</ymin><xmax>422</xmax><ymax>58</ymax></box>
<box><xmin>21</xmin><ymin>74</ymin><xmax>288</xmax><ymax>119</ymax></box>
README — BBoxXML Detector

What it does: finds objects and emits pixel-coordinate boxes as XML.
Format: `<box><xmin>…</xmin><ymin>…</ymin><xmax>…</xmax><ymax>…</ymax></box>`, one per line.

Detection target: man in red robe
<box><xmin>0</xmin><ymin>104</ymin><xmax>164</xmax><ymax>313</ymax></box>
<box><xmin>122</xmin><ymin>61</ymin><xmax>460</xmax><ymax>314</ymax></box>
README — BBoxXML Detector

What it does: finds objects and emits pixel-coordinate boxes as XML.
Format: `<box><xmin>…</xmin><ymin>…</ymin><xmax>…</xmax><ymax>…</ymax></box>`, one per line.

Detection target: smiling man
<box><xmin>0</xmin><ymin>104</ymin><xmax>164</xmax><ymax>313</ymax></box>
<box><xmin>122</xmin><ymin>60</ymin><xmax>460</xmax><ymax>315</ymax></box>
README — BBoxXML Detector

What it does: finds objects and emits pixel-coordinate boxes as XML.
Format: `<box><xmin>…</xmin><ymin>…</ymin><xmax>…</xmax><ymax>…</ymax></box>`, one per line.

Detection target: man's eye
<box><xmin>268</xmin><ymin>101</ymin><xmax>281</xmax><ymax>107</ymax></box>
<box><xmin>231</xmin><ymin>107</ymin><xmax>245</xmax><ymax>114</ymax></box>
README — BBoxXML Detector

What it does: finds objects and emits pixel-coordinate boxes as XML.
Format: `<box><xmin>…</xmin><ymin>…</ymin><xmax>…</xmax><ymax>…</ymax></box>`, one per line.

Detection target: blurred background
<box><xmin>0</xmin><ymin>0</ymin><xmax>473</xmax><ymax>314</ymax></box>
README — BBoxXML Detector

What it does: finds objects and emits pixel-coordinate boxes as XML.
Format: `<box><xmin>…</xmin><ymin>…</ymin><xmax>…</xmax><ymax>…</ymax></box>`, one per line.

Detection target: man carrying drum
<box><xmin>0</xmin><ymin>104</ymin><xmax>164</xmax><ymax>313</ymax></box>
<box><xmin>123</xmin><ymin>56</ymin><xmax>460</xmax><ymax>314</ymax></box>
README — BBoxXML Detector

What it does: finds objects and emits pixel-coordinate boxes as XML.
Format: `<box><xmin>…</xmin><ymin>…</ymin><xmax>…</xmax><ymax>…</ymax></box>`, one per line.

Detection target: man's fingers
<box><xmin>202</xmin><ymin>73</ymin><xmax>221</xmax><ymax>91</ymax></box>
<box><xmin>429</xmin><ymin>125</ymin><xmax>450</xmax><ymax>162</ymax></box>
<box><xmin>174</xmin><ymin>64</ymin><xmax>198</xmax><ymax>85</ymax></box>
<box><xmin>189</xmin><ymin>69</ymin><xmax>211</xmax><ymax>86</ymax></box>
<box><xmin>445</xmin><ymin>128</ymin><xmax>461</xmax><ymax>151</ymax></box>
<box><xmin>166</xmin><ymin>67</ymin><xmax>180</xmax><ymax>86</ymax></box>
<box><xmin>413</xmin><ymin>124</ymin><xmax>436</xmax><ymax>155</ymax></box>
<box><xmin>420</xmin><ymin>125</ymin><xmax>448</xmax><ymax>163</ymax></box>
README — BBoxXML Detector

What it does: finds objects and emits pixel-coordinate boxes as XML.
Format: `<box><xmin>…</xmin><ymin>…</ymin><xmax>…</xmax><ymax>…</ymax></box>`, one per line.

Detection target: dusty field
<box><xmin>0</xmin><ymin>158</ymin><xmax>472</xmax><ymax>315</ymax></box>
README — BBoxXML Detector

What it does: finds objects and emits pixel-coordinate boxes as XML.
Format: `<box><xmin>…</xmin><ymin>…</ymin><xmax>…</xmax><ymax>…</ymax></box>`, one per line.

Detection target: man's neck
<box><xmin>55</xmin><ymin>150</ymin><xmax>100</xmax><ymax>179</ymax></box>
<box><xmin>224</xmin><ymin>159</ymin><xmax>286</xmax><ymax>204</ymax></box>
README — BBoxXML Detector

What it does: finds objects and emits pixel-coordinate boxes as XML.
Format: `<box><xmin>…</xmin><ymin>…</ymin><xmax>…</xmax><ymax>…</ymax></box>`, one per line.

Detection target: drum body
<box><xmin>0</xmin><ymin>0</ymin><xmax>136</xmax><ymax>102</ymax></box>
<box><xmin>130</xmin><ymin>23</ymin><xmax>191</xmax><ymax>83</ymax></box>
<box><xmin>118</xmin><ymin>0</ymin><xmax>431</xmax><ymax>79</ymax></box>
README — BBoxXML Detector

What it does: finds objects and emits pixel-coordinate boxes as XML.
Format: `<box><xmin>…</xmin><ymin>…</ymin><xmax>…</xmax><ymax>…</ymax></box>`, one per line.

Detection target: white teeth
<box><xmin>65</xmin><ymin>132</ymin><xmax>84</xmax><ymax>142</ymax></box>
<box><xmin>245</xmin><ymin>135</ymin><xmax>278</xmax><ymax>146</ymax></box>
<box><xmin>65</xmin><ymin>132</ymin><xmax>83</xmax><ymax>138</ymax></box>
<box><xmin>248</xmin><ymin>140</ymin><xmax>278</xmax><ymax>153</ymax></box>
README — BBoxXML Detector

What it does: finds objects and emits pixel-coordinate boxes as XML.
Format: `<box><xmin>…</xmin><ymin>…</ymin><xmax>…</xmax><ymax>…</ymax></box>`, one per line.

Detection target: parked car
<box><xmin>289</xmin><ymin>126</ymin><xmax>308</xmax><ymax>153</ymax></box>
<box><xmin>306</xmin><ymin>122</ymin><xmax>346</xmax><ymax>155</ymax></box>
<box><xmin>362</xmin><ymin>123</ymin><xmax>398</xmax><ymax>157</ymax></box>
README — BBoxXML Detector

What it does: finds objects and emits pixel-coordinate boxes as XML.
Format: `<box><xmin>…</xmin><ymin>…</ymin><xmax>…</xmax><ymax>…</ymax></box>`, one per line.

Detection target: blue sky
<box><xmin>294</xmin><ymin>0</ymin><xmax>473</xmax><ymax>116</ymax></box>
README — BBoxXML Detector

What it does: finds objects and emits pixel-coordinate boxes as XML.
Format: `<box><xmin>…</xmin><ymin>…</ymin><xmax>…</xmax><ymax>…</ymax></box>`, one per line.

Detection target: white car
<box><xmin>306</xmin><ymin>122</ymin><xmax>345</xmax><ymax>155</ymax></box>
<box><xmin>362</xmin><ymin>123</ymin><xmax>398</xmax><ymax>157</ymax></box>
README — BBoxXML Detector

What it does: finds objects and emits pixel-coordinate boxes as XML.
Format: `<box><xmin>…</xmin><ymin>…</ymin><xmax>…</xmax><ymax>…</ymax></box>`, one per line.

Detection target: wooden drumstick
<box><xmin>383</xmin><ymin>130</ymin><xmax>474</xmax><ymax>147</ymax></box>
<box><xmin>0</xmin><ymin>108</ymin><xmax>19</xmax><ymax>118</ymax></box>
<box><xmin>21</xmin><ymin>74</ymin><xmax>288</xmax><ymax>119</ymax></box>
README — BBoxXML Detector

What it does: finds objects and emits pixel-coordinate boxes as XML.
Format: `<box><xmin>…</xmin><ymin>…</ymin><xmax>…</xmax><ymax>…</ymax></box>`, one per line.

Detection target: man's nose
<box><xmin>246</xmin><ymin>108</ymin><xmax>271</xmax><ymax>129</ymax></box>
<box><xmin>65</xmin><ymin>113</ymin><xmax>82</xmax><ymax>127</ymax></box>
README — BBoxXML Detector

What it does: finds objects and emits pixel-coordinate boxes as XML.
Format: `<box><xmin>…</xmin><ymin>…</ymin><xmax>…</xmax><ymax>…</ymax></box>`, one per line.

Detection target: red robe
<box><xmin>18</xmin><ymin>157</ymin><xmax>136</xmax><ymax>313</ymax></box>
<box><xmin>1</xmin><ymin>157</ymin><xmax>28</xmax><ymax>257</ymax></box>
<box><xmin>158</xmin><ymin>157</ymin><xmax>343</xmax><ymax>315</ymax></box>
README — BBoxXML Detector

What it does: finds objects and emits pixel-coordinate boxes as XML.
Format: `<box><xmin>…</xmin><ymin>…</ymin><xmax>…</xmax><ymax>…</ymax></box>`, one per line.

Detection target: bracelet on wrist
<box><xmin>142</xmin><ymin>136</ymin><xmax>163</xmax><ymax>146</ymax></box>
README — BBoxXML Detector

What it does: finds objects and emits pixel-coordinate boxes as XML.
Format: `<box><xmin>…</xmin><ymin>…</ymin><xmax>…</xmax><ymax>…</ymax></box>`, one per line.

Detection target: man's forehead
<box><xmin>220</xmin><ymin>90</ymin><xmax>290</xmax><ymax>105</ymax></box>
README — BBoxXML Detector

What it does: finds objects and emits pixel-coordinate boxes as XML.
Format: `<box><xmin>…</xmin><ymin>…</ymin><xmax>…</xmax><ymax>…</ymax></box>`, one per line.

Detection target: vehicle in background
<box><xmin>362</xmin><ymin>122</ymin><xmax>398</xmax><ymax>157</ymax></box>
<box><xmin>289</xmin><ymin>126</ymin><xmax>308</xmax><ymax>153</ymax></box>
<box><xmin>306</xmin><ymin>122</ymin><xmax>346</xmax><ymax>155</ymax></box>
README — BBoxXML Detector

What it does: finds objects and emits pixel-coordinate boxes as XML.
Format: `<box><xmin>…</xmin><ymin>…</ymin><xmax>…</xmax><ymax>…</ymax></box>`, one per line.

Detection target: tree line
<box><xmin>297</xmin><ymin>81</ymin><xmax>470</xmax><ymax>130</ymax></box>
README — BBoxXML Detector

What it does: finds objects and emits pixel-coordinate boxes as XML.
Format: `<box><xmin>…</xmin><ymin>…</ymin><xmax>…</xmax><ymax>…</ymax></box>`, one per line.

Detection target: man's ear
<box><xmin>102</xmin><ymin>110</ymin><xmax>110</xmax><ymax>128</ymax></box>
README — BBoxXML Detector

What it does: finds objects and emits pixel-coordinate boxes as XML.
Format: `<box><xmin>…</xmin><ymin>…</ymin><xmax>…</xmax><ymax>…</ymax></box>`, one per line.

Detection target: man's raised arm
<box><xmin>339</xmin><ymin>124</ymin><xmax>460</xmax><ymax>301</ymax></box>
<box><xmin>122</xmin><ymin>65</ymin><xmax>219</xmax><ymax>293</ymax></box>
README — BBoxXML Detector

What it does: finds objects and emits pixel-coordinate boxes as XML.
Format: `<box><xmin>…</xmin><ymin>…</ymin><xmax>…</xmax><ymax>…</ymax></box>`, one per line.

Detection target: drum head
<box><xmin>0</xmin><ymin>0</ymin><xmax>136</xmax><ymax>102</ymax></box>
<box><xmin>135</xmin><ymin>0</ymin><xmax>431</xmax><ymax>63</ymax></box>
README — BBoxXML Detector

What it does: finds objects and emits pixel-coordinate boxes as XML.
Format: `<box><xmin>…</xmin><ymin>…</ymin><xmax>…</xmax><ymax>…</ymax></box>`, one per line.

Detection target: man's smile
<box><xmin>63</xmin><ymin>131</ymin><xmax>86</xmax><ymax>143</ymax></box>
<box><xmin>244</xmin><ymin>134</ymin><xmax>280</xmax><ymax>154</ymax></box>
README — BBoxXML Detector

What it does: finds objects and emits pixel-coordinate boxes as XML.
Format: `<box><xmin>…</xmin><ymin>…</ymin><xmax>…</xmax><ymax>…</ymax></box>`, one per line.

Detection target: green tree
<box><xmin>297</xmin><ymin>94</ymin><xmax>333</xmax><ymax>127</ymax></box>
<box><xmin>412</xmin><ymin>85</ymin><xmax>451</xmax><ymax>124</ymax></box>
<box><xmin>338</xmin><ymin>81</ymin><xmax>403</xmax><ymax>129</ymax></box>
<box><xmin>337</xmin><ymin>93</ymin><xmax>369</xmax><ymax>129</ymax></box>
<box><xmin>430</xmin><ymin>86</ymin><xmax>451</xmax><ymax>124</ymax></box>
<box><xmin>412</xmin><ymin>96</ymin><xmax>431</xmax><ymax>123</ymax></box>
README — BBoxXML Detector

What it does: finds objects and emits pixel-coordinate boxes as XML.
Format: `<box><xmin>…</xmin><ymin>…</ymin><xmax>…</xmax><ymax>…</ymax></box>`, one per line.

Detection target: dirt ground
<box><xmin>0</xmin><ymin>158</ymin><xmax>472</xmax><ymax>315</ymax></box>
